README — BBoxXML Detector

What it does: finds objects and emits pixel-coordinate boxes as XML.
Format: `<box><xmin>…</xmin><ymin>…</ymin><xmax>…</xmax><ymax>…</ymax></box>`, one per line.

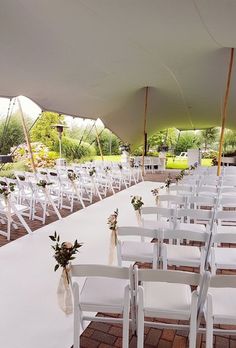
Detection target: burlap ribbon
<box><xmin>108</xmin><ymin>229</ymin><xmax>118</xmax><ymax>265</ymax></box>
<box><xmin>57</xmin><ymin>267</ymin><xmax>73</xmax><ymax>315</ymax></box>
<box><xmin>135</xmin><ymin>209</ymin><xmax>142</xmax><ymax>226</ymax></box>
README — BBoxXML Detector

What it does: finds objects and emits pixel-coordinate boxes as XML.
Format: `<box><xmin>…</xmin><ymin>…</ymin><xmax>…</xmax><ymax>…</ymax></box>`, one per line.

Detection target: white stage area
<box><xmin>0</xmin><ymin>181</ymin><xmax>161</xmax><ymax>348</ymax></box>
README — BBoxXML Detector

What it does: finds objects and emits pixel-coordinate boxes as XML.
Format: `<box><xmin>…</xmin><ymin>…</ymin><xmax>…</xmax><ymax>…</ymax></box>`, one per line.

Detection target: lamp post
<box><xmin>51</xmin><ymin>123</ymin><xmax>68</xmax><ymax>160</ymax></box>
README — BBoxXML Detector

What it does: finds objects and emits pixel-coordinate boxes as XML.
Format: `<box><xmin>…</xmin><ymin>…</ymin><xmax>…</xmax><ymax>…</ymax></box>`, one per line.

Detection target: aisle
<box><xmin>0</xmin><ymin>181</ymin><xmax>162</xmax><ymax>348</ymax></box>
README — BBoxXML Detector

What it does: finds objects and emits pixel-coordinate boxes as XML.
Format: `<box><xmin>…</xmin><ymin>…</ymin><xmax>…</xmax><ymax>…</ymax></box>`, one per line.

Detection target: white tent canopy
<box><xmin>1</xmin><ymin>0</ymin><xmax>236</xmax><ymax>145</ymax></box>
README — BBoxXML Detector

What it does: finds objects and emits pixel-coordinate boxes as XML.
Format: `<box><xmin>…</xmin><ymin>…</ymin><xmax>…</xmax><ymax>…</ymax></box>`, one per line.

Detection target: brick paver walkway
<box><xmin>1</xmin><ymin>170</ymin><xmax>235</xmax><ymax>347</ymax></box>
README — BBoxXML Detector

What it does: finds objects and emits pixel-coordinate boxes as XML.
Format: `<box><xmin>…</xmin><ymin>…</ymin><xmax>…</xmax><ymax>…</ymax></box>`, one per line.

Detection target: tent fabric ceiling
<box><xmin>0</xmin><ymin>0</ymin><xmax>236</xmax><ymax>145</ymax></box>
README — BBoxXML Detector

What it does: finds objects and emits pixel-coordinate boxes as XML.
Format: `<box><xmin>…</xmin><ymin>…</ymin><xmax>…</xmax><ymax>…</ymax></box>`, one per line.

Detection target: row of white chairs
<box><xmin>71</xmin><ymin>264</ymin><xmax>236</xmax><ymax>348</ymax></box>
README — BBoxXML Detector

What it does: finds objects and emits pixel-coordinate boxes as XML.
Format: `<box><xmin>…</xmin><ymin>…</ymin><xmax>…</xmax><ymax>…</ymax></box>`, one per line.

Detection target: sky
<box><xmin>0</xmin><ymin>96</ymin><xmax>104</xmax><ymax>129</ymax></box>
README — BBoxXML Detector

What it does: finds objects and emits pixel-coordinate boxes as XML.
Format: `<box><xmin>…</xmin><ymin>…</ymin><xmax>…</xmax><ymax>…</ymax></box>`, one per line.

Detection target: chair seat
<box><xmin>164</xmin><ymin>244</ymin><xmax>201</xmax><ymax>265</ymax></box>
<box><xmin>121</xmin><ymin>241</ymin><xmax>155</xmax><ymax>262</ymax></box>
<box><xmin>80</xmin><ymin>277</ymin><xmax>128</xmax><ymax>313</ymax></box>
<box><xmin>178</xmin><ymin>222</ymin><xmax>206</xmax><ymax>233</ymax></box>
<box><xmin>207</xmin><ymin>288</ymin><xmax>236</xmax><ymax>325</ymax></box>
<box><xmin>0</xmin><ymin>204</ymin><xmax>29</xmax><ymax>214</ymax></box>
<box><xmin>143</xmin><ymin>281</ymin><xmax>192</xmax><ymax>320</ymax></box>
<box><xmin>214</xmin><ymin>248</ymin><xmax>236</xmax><ymax>268</ymax></box>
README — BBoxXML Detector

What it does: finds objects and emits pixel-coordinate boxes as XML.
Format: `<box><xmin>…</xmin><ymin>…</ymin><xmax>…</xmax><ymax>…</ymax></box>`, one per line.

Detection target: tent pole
<box><xmin>142</xmin><ymin>87</ymin><xmax>149</xmax><ymax>176</ymax></box>
<box><xmin>95</xmin><ymin>124</ymin><xmax>104</xmax><ymax>161</ymax></box>
<box><xmin>217</xmin><ymin>48</ymin><xmax>234</xmax><ymax>176</ymax></box>
<box><xmin>17</xmin><ymin>97</ymin><xmax>36</xmax><ymax>172</ymax></box>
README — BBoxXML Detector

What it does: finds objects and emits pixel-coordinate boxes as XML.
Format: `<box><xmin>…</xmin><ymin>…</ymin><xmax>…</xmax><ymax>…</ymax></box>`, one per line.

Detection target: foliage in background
<box><xmin>94</xmin><ymin>129</ymin><xmax>120</xmax><ymax>155</ymax></box>
<box><xmin>31</xmin><ymin>111</ymin><xmax>65</xmax><ymax>150</ymax></box>
<box><xmin>223</xmin><ymin>129</ymin><xmax>236</xmax><ymax>154</ymax></box>
<box><xmin>174</xmin><ymin>131</ymin><xmax>201</xmax><ymax>155</ymax></box>
<box><xmin>200</xmin><ymin>128</ymin><xmax>219</xmax><ymax>151</ymax></box>
<box><xmin>53</xmin><ymin>137</ymin><xmax>96</xmax><ymax>161</ymax></box>
<box><xmin>0</xmin><ymin>113</ymin><xmax>32</xmax><ymax>155</ymax></box>
<box><xmin>12</xmin><ymin>143</ymin><xmax>58</xmax><ymax>169</ymax></box>
<box><xmin>148</xmin><ymin>128</ymin><xmax>178</xmax><ymax>152</ymax></box>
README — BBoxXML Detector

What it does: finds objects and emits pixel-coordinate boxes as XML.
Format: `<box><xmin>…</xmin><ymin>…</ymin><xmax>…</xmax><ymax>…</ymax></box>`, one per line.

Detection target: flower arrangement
<box><xmin>165</xmin><ymin>176</ymin><xmax>172</xmax><ymax>188</ymax></box>
<box><xmin>107</xmin><ymin>209</ymin><xmax>119</xmax><ymax>231</ymax></box>
<box><xmin>129</xmin><ymin>158</ymin><xmax>135</xmax><ymax>168</ymax></box>
<box><xmin>49</xmin><ymin>231</ymin><xmax>83</xmax><ymax>283</ymax></box>
<box><xmin>36</xmin><ymin>179</ymin><xmax>53</xmax><ymax>188</ymax></box>
<box><xmin>118</xmin><ymin>163</ymin><xmax>123</xmax><ymax>170</ymax></box>
<box><xmin>0</xmin><ymin>182</ymin><xmax>15</xmax><ymax>198</ymax></box>
<box><xmin>104</xmin><ymin>166</ymin><xmax>111</xmax><ymax>174</ymax></box>
<box><xmin>89</xmin><ymin>167</ymin><xmax>96</xmax><ymax>177</ymax></box>
<box><xmin>212</xmin><ymin>156</ymin><xmax>217</xmax><ymax>166</ymax></box>
<box><xmin>131</xmin><ymin>196</ymin><xmax>144</xmax><ymax>211</ymax></box>
<box><xmin>68</xmin><ymin>172</ymin><xmax>78</xmax><ymax>181</ymax></box>
<box><xmin>175</xmin><ymin>173</ymin><xmax>183</xmax><ymax>183</ymax></box>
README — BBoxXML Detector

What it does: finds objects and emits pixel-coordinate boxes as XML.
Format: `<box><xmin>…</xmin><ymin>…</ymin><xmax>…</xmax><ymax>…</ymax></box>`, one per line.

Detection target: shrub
<box><xmin>12</xmin><ymin>142</ymin><xmax>58</xmax><ymax>169</ymax></box>
<box><xmin>55</xmin><ymin>137</ymin><xmax>96</xmax><ymax>160</ymax></box>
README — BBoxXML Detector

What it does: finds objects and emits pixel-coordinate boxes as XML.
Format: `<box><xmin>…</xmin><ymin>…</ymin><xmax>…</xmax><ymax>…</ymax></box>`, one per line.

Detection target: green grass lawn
<box><xmin>166</xmin><ymin>158</ymin><xmax>212</xmax><ymax>169</ymax></box>
<box><xmin>94</xmin><ymin>155</ymin><xmax>212</xmax><ymax>169</ymax></box>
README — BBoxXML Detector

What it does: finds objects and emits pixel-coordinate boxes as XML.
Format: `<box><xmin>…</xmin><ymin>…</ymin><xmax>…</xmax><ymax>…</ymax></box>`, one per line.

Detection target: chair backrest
<box><xmin>212</xmin><ymin>231</ymin><xmax>236</xmax><ymax>244</ymax></box>
<box><xmin>162</xmin><ymin>227</ymin><xmax>210</xmax><ymax>243</ymax></box>
<box><xmin>71</xmin><ymin>264</ymin><xmax>131</xmax><ymax>279</ymax></box>
<box><xmin>134</xmin><ymin>266</ymin><xmax>201</xmax><ymax>286</ymax></box>
<box><xmin>169</xmin><ymin>185</ymin><xmax>193</xmax><ymax>193</ymax></box>
<box><xmin>220</xmin><ymin>187</ymin><xmax>236</xmax><ymax>195</ymax></box>
<box><xmin>187</xmin><ymin>195</ymin><xmax>216</xmax><ymax>208</ymax></box>
<box><xmin>218</xmin><ymin>196</ymin><xmax>236</xmax><ymax>207</ymax></box>
<box><xmin>158</xmin><ymin>194</ymin><xmax>186</xmax><ymax>205</ymax></box>
<box><xmin>176</xmin><ymin>208</ymin><xmax>213</xmax><ymax>221</ymax></box>
<box><xmin>216</xmin><ymin>210</ymin><xmax>236</xmax><ymax>223</ymax></box>
<box><xmin>117</xmin><ymin>226</ymin><xmax>157</xmax><ymax>239</ymax></box>
<box><xmin>210</xmin><ymin>274</ymin><xmax>236</xmax><ymax>288</ymax></box>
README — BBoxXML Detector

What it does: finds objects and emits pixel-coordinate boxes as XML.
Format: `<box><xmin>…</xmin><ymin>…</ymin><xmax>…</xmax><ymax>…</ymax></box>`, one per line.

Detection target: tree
<box><xmin>94</xmin><ymin>128</ymin><xmax>120</xmax><ymax>155</ymax></box>
<box><xmin>148</xmin><ymin>128</ymin><xmax>178</xmax><ymax>152</ymax></box>
<box><xmin>200</xmin><ymin>128</ymin><xmax>219</xmax><ymax>151</ymax></box>
<box><xmin>0</xmin><ymin>113</ymin><xmax>30</xmax><ymax>155</ymax></box>
<box><xmin>174</xmin><ymin>131</ymin><xmax>201</xmax><ymax>155</ymax></box>
<box><xmin>31</xmin><ymin>111</ymin><xmax>65</xmax><ymax>149</ymax></box>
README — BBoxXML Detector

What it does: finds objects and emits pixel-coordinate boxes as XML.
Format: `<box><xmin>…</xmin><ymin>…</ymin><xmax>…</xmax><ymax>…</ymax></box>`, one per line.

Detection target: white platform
<box><xmin>0</xmin><ymin>181</ymin><xmax>162</xmax><ymax>348</ymax></box>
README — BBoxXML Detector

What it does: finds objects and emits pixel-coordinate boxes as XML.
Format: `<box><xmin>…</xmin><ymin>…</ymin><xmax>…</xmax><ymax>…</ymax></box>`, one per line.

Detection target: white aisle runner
<box><xmin>0</xmin><ymin>181</ymin><xmax>162</xmax><ymax>348</ymax></box>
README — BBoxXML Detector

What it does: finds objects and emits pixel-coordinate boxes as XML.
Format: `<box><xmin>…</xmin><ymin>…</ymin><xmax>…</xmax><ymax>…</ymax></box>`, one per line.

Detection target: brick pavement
<box><xmin>1</xmin><ymin>171</ymin><xmax>235</xmax><ymax>347</ymax></box>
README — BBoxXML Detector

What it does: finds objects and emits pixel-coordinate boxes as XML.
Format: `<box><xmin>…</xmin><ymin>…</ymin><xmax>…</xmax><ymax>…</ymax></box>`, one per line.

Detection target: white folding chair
<box><xmin>161</xmin><ymin>228</ymin><xmax>210</xmax><ymax>273</ymax></box>
<box><xmin>204</xmin><ymin>275</ymin><xmax>236</xmax><ymax>348</ymax></box>
<box><xmin>141</xmin><ymin>206</ymin><xmax>176</xmax><ymax>231</ymax></box>
<box><xmin>0</xmin><ymin>194</ymin><xmax>32</xmax><ymax>240</ymax></box>
<box><xmin>135</xmin><ymin>267</ymin><xmax>210</xmax><ymax>348</ymax></box>
<box><xmin>158</xmin><ymin>194</ymin><xmax>187</xmax><ymax>209</ymax></box>
<box><xmin>216</xmin><ymin>210</ymin><xmax>236</xmax><ymax>227</ymax></box>
<box><xmin>175</xmin><ymin>208</ymin><xmax>213</xmax><ymax>234</ymax></box>
<box><xmin>71</xmin><ymin>264</ymin><xmax>134</xmax><ymax>348</ymax></box>
<box><xmin>210</xmin><ymin>230</ymin><xmax>236</xmax><ymax>275</ymax></box>
<box><xmin>116</xmin><ymin>226</ymin><xmax>159</xmax><ymax>269</ymax></box>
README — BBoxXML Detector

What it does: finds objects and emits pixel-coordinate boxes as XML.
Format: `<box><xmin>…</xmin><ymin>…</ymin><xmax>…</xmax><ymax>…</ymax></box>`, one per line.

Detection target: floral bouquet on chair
<box><xmin>107</xmin><ymin>209</ymin><xmax>119</xmax><ymax>265</ymax></box>
<box><xmin>151</xmin><ymin>186</ymin><xmax>164</xmax><ymax>205</ymax></box>
<box><xmin>36</xmin><ymin>179</ymin><xmax>53</xmax><ymax>188</ymax></box>
<box><xmin>131</xmin><ymin>195</ymin><xmax>144</xmax><ymax>224</ymax></box>
<box><xmin>68</xmin><ymin>172</ymin><xmax>78</xmax><ymax>181</ymax></box>
<box><xmin>0</xmin><ymin>182</ymin><xmax>15</xmax><ymax>199</ymax></box>
<box><xmin>50</xmin><ymin>231</ymin><xmax>83</xmax><ymax>315</ymax></box>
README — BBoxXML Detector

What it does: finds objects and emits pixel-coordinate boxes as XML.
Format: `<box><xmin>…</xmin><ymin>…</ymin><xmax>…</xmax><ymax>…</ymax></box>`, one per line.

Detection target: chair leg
<box><xmin>137</xmin><ymin>288</ymin><xmax>144</xmax><ymax>348</ymax></box>
<box><xmin>122</xmin><ymin>285</ymin><xmax>130</xmax><ymax>348</ymax></box>
<box><xmin>73</xmin><ymin>283</ymin><xmax>80</xmax><ymax>348</ymax></box>
<box><xmin>189</xmin><ymin>292</ymin><xmax>198</xmax><ymax>348</ymax></box>
<box><xmin>205</xmin><ymin>295</ymin><xmax>213</xmax><ymax>348</ymax></box>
